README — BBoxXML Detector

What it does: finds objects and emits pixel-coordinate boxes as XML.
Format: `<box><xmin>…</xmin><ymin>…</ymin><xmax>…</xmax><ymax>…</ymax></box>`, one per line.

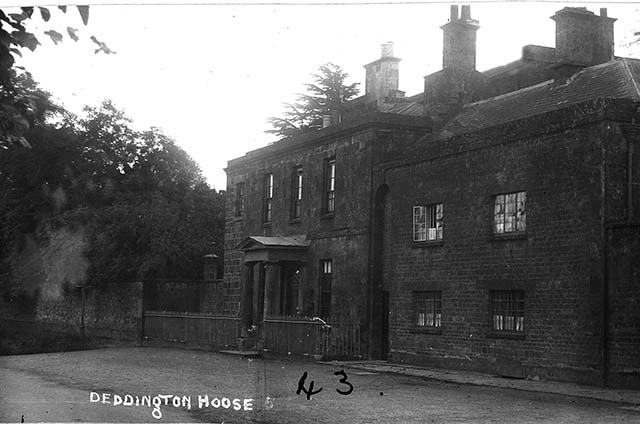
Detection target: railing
<box><xmin>143</xmin><ymin>311</ymin><xmax>239</xmax><ymax>349</ymax></box>
<box><xmin>264</xmin><ymin>318</ymin><xmax>363</xmax><ymax>359</ymax></box>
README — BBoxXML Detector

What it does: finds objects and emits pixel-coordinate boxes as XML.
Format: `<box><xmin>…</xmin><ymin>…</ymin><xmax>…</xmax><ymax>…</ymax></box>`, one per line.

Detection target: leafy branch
<box><xmin>0</xmin><ymin>5</ymin><xmax>114</xmax><ymax>148</ymax></box>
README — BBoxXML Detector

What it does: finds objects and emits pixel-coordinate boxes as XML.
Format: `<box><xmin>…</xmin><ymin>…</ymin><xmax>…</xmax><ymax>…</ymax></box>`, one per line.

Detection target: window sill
<box><xmin>487</xmin><ymin>331</ymin><xmax>526</xmax><ymax>340</ymax></box>
<box><xmin>490</xmin><ymin>232</ymin><xmax>527</xmax><ymax>242</ymax></box>
<box><xmin>410</xmin><ymin>327</ymin><xmax>443</xmax><ymax>335</ymax></box>
<box><xmin>262</xmin><ymin>222</ymin><xmax>272</xmax><ymax>228</ymax></box>
<box><xmin>288</xmin><ymin>218</ymin><xmax>301</xmax><ymax>225</ymax></box>
<box><xmin>320</xmin><ymin>212</ymin><xmax>335</xmax><ymax>220</ymax></box>
<box><xmin>412</xmin><ymin>240</ymin><xmax>444</xmax><ymax>248</ymax></box>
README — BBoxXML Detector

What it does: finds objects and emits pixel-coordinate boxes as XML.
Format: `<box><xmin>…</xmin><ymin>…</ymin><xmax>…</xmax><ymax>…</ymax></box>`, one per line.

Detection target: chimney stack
<box><xmin>551</xmin><ymin>7</ymin><xmax>616</xmax><ymax>66</ymax></box>
<box><xmin>364</xmin><ymin>41</ymin><xmax>403</xmax><ymax>105</ymax></box>
<box><xmin>441</xmin><ymin>4</ymin><xmax>479</xmax><ymax>72</ymax></box>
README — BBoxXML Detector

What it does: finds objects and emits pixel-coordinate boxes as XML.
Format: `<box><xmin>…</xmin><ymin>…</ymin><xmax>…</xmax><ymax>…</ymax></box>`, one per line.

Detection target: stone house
<box><xmin>223</xmin><ymin>5</ymin><xmax>640</xmax><ymax>388</ymax></box>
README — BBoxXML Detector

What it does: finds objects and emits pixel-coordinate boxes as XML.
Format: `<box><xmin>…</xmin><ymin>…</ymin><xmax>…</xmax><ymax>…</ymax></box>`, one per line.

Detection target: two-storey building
<box><xmin>224</xmin><ymin>5</ymin><xmax>640</xmax><ymax>388</ymax></box>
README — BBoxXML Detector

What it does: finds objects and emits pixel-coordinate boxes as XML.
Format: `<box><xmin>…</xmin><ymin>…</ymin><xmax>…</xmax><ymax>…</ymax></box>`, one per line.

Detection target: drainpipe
<box><xmin>602</xmin><ymin>226</ymin><xmax>609</xmax><ymax>387</ymax></box>
<box><xmin>80</xmin><ymin>285</ymin><xmax>86</xmax><ymax>344</ymax></box>
<box><xmin>600</xmin><ymin>120</ymin><xmax>612</xmax><ymax>387</ymax></box>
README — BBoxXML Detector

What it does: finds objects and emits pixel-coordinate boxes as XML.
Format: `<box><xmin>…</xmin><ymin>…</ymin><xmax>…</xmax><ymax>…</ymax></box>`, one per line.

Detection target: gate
<box><xmin>264</xmin><ymin>318</ymin><xmax>363</xmax><ymax>359</ymax></box>
<box><xmin>143</xmin><ymin>312</ymin><xmax>239</xmax><ymax>349</ymax></box>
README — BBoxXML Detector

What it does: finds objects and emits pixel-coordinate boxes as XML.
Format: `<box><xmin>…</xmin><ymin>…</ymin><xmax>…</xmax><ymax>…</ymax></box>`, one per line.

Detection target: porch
<box><xmin>235</xmin><ymin>236</ymin><xmax>364</xmax><ymax>359</ymax></box>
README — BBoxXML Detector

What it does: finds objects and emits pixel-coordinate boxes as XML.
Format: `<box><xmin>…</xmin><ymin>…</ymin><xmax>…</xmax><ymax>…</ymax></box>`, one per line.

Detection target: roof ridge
<box><xmin>465</xmin><ymin>79</ymin><xmax>555</xmax><ymax>108</ymax></box>
<box><xmin>620</xmin><ymin>58</ymin><xmax>640</xmax><ymax>101</ymax></box>
<box><xmin>466</xmin><ymin>60</ymin><xmax>631</xmax><ymax>109</ymax></box>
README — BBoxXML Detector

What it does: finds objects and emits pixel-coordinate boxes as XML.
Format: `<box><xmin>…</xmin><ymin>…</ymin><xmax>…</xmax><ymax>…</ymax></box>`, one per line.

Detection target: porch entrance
<box><xmin>236</xmin><ymin>236</ymin><xmax>363</xmax><ymax>358</ymax></box>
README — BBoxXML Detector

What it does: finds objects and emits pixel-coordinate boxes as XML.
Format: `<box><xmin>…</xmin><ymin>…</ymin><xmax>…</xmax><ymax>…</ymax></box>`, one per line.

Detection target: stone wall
<box><xmin>383</xmin><ymin>106</ymin><xmax>605</xmax><ymax>384</ymax></box>
<box><xmin>36</xmin><ymin>282</ymin><xmax>143</xmax><ymax>341</ymax></box>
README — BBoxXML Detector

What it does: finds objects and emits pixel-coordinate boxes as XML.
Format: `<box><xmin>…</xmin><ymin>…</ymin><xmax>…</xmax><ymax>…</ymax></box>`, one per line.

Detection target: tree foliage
<box><xmin>0</xmin><ymin>5</ymin><xmax>113</xmax><ymax>148</ymax></box>
<box><xmin>1</xmin><ymin>90</ymin><xmax>224</xmax><ymax>298</ymax></box>
<box><xmin>267</xmin><ymin>62</ymin><xmax>360</xmax><ymax>138</ymax></box>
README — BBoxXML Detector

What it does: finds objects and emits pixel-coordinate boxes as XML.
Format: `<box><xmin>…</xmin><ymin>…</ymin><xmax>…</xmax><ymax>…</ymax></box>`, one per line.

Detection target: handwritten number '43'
<box><xmin>334</xmin><ymin>369</ymin><xmax>353</xmax><ymax>395</ymax></box>
<box><xmin>296</xmin><ymin>370</ymin><xmax>353</xmax><ymax>400</ymax></box>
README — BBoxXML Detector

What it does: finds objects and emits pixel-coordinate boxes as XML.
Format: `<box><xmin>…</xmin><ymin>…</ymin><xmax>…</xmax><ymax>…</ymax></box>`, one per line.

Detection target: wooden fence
<box><xmin>264</xmin><ymin>318</ymin><xmax>363</xmax><ymax>359</ymax></box>
<box><xmin>143</xmin><ymin>311</ymin><xmax>239</xmax><ymax>349</ymax></box>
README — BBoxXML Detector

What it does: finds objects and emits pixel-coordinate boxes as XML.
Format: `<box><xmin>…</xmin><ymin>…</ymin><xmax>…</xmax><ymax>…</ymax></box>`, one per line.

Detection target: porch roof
<box><xmin>236</xmin><ymin>235</ymin><xmax>310</xmax><ymax>251</ymax></box>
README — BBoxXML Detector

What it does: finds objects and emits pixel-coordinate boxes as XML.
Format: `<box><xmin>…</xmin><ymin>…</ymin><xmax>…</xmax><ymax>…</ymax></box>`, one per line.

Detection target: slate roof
<box><xmin>235</xmin><ymin>235</ymin><xmax>310</xmax><ymax>250</ymax></box>
<box><xmin>483</xmin><ymin>45</ymin><xmax>557</xmax><ymax>79</ymax></box>
<box><xmin>380</xmin><ymin>101</ymin><xmax>425</xmax><ymax>116</ymax></box>
<box><xmin>443</xmin><ymin>58</ymin><xmax>640</xmax><ymax>135</ymax></box>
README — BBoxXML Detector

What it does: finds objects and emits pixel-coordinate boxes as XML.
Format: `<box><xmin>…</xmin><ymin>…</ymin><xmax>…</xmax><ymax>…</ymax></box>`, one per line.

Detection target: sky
<box><xmin>8</xmin><ymin>1</ymin><xmax>640</xmax><ymax>190</ymax></box>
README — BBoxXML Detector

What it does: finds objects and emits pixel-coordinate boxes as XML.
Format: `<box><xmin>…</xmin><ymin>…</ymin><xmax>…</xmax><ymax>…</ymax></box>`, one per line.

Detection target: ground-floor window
<box><xmin>490</xmin><ymin>290</ymin><xmax>525</xmax><ymax>332</ymax></box>
<box><xmin>414</xmin><ymin>291</ymin><xmax>441</xmax><ymax>327</ymax></box>
<box><xmin>319</xmin><ymin>259</ymin><xmax>332</xmax><ymax>321</ymax></box>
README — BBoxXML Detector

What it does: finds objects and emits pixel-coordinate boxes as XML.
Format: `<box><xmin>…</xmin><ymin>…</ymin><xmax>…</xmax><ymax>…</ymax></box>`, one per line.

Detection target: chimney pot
<box><xmin>450</xmin><ymin>5</ymin><xmax>459</xmax><ymax>21</ymax></box>
<box><xmin>461</xmin><ymin>5</ymin><xmax>471</xmax><ymax>20</ymax></box>
<box><xmin>600</xmin><ymin>8</ymin><xmax>607</xmax><ymax>17</ymax></box>
<box><xmin>381</xmin><ymin>41</ymin><xmax>393</xmax><ymax>58</ymax></box>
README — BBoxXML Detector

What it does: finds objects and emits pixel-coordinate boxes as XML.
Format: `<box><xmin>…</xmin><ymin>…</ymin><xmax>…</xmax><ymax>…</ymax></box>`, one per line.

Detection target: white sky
<box><xmin>7</xmin><ymin>1</ymin><xmax>640</xmax><ymax>190</ymax></box>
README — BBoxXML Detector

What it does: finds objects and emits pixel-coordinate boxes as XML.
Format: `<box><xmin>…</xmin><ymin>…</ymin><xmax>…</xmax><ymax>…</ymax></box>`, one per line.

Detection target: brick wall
<box><xmin>383</xmin><ymin>110</ymin><xmax>608</xmax><ymax>384</ymax></box>
<box><xmin>607</xmin><ymin>225</ymin><xmax>640</xmax><ymax>388</ymax></box>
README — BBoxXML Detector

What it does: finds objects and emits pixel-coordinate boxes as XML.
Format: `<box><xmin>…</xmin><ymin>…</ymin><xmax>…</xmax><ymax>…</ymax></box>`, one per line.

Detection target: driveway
<box><xmin>0</xmin><ymin>347</ymin><xmax>638</xmax><ymax>423</ymax></box>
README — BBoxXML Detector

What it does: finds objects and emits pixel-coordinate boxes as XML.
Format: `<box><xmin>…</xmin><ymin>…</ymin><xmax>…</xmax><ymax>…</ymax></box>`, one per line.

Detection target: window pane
<box><xmin>436</xmin><ymin>203</ymin><xmax>443</xmax><ymax>240</ymax></box>
<box><xmin>505</xmin><ymin>214</ymin><xmax>515</xmax><ymax>232</ymax></box>
<box><xmin>413</xmin><ymin>206</ymin><xmax>426</xmax><ymax>241</ymax></box>
<box><xmin>505</xmin><ymin>193</ymin><xmax>516</xmax><ymax>213</ymax></box>
<box><xmin>516</xmin><ymin>192</ymin><xmax>526</xmax><ymax>231</ymax></box>
<box><xmin>494</xmin><ymin>195</ymin><xmax>505</xmax><ymax>233</ymax></box>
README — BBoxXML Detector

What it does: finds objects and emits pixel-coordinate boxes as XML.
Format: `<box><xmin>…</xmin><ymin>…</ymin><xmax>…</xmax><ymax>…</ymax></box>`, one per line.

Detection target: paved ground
<box><xmin>0</xmin><ymin>347</ymin><xmax>639</xmax><ymax>423</ymax></box>
<box><xmin>334</xmin><ymin>360</ymin><xmax>640</xmax><ymax>405</ymax></box>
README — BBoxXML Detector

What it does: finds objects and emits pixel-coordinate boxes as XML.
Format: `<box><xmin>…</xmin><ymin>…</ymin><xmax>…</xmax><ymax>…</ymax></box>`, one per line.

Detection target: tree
<box><xmin>267</xmin><ymin>62</ymin><xmax>360</xmax><ymax>138</ymax></box>
<box><xmin>1</xmin><ymin>98</ymin><xmax>225</xmax><ymax>304</ymax></box>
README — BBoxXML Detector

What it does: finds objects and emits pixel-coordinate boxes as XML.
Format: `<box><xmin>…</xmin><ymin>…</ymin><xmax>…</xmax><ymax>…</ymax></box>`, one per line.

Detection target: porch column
<box><xmin>239</xmin><ymin>262</ymin><xmax>254</xmax><ymax>338</ymax></box>
<box><xmin>252</xmin><ymin>263</ymin><xmax>262</xmax><ymax>325</ymax></box>
<box><xmin>263</xmin><ymin>261</ymin><xmax>279</xmax><ymax>320</ymax></box>
<box><xmin>297</xmin><ymin>264</ymin><xmax>306</xmax><ymax>314</ymax></box>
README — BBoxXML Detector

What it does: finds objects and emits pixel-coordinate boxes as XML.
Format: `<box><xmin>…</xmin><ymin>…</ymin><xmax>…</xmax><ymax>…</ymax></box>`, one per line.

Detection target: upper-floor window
<box><xmin>234</xmin><ymin>182</ymin><xmax>245</xmax><ymax>218</ymax></box>
<box><xmin>264</xmin><ymin>173</ymin><xmax>274</xmax><ymax>223</ymax></box>
<box><xmin>291</xmin><ymin>166</ymin><xmax>303</xmax><ymax>220</ymax></box>
<box><xmin>494</xmin><ymin>191</ymin><xmax>526</xmax><ymax>234</ymax></box>
<box><xmin>413</xmin><ymin>204</ymin><xmax>443</xmax><ymax>241</ymax></box>
<box><xmin>323</xmin><ymin>158</ymin><xmax>336</xmax><ymax>214</ymax></box>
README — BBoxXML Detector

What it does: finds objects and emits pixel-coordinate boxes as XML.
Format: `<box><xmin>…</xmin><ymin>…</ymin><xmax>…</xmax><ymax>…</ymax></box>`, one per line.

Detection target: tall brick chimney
<box><xmin>364</xmin><ymin>41</ymin><xmax>403</xmax><ymax>104</ymax></box>
<box><xmin>441</xmin><ymin>4</ymin><xmax>479</xmax><ymax>72</ymax></box>
<box><xmin>551</xmin><ymin>7</ymin><xmax>616</xmax><ymax>66</ymax></box>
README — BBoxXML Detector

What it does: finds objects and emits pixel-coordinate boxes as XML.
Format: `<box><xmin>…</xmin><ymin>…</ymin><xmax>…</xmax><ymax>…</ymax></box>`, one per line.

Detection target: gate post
<box><xmin>138</xmin><ymin>281</ymin><xmax>145</xmax><ymax>346</ymax></box>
